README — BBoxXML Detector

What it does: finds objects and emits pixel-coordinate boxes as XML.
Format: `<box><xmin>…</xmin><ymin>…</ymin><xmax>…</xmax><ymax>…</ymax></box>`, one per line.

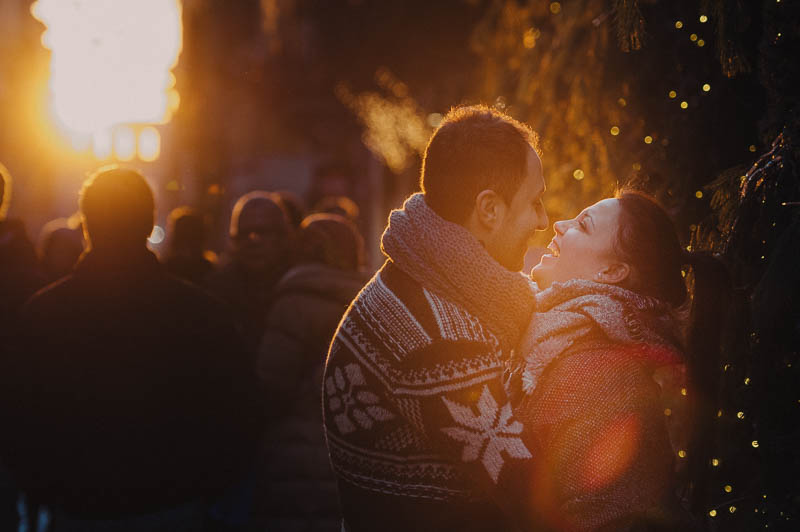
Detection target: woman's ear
<box><xmin>473</xmin><ymin>189</ymin><xmax>505</xmax><ymax>231</ymax></box>
<box><xmin>595</xmin><ymin>262</ymin><xmax>631</xmax><ymax>285</ymax></box>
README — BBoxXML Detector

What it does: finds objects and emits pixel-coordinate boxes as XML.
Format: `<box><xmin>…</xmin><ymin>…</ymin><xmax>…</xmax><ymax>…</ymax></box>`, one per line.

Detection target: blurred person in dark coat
<box><xmin>0</xmin><ymin>163</ymin><xmax>45</xmax><ymax>532</ymax></box>
<box><xmin>252</xmin><ymin>213</ymin><xmax>368</xmax><ymax>531</ymax></box>
<box><xmin>207</xmin><ymin>191</ymin><xmax>292</xmax><ymax>354</ymax></box>
<box><xmin>0</xmin><ymin>166</ymin><xmax>262</xmax><ymax>532</ymax></box>
<box><xmin>0</xmin><ymin>163</ymin><xmax>45</xmax><ymax>338</ymax></box>
<box><xmin>162</xmin><ymin>206</ymin><xmax>217</xmax><ymax>286</ymax></box>
<box><xmin>38</xmin><ymin>215</ymin><xmax>85</xmax><ymax>283</ymax></box>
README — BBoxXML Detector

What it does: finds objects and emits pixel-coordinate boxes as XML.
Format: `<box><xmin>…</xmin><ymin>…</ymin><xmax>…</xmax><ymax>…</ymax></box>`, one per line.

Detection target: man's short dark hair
<box><xmin>420</xmin><ymin>105</ymin><xmax>540</xmax><ymax>224</ymax></box>
<box><xmin>80</xmin><ymin>166</ymin><xmax>154</xmax><ymax>246</ymax></box>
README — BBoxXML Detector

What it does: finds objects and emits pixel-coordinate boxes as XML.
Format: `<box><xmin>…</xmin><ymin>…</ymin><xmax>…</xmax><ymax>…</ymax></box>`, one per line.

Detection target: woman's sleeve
<box><xmin>521</xmin><ymin>346</ymin><xmax>678</xmax><ymax>531</ymax></box>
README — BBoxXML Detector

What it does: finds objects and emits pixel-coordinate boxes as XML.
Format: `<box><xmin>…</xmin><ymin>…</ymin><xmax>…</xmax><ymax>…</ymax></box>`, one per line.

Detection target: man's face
<box><xmin>232</xmin><ymin>200</ymin><xmax>289</xmax><ymax>273</ymax></box>
<box><xmin>487</xmin><ymin>148</ymin><xmax>548</xmax><ymax>271</ymax></box>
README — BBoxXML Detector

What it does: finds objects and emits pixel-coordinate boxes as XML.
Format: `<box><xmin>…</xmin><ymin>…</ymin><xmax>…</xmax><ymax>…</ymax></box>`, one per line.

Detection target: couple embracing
<box><xmin>323</xmin><ymin>106</ymin><xmax>727</xmax><ymax>531</ymax></box>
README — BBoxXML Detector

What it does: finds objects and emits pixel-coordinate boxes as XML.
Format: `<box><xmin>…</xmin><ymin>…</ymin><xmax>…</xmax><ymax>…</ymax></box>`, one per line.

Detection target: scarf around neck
<box><xmin>381</xmin><ymin>193</ymin><xmax>536</xmax><ymax>351</ymax></box>
<box><xmin>516</xmin><ymin>279</ymin><xmax>685</xmax><ymax>395</ymax></box>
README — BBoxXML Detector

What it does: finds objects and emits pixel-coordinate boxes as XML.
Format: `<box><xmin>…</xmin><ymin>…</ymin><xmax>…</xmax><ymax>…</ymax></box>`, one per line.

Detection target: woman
<box><xmin>507</xmin><ymin>190</ymin><xmax>730</xmax><ymax>531</ymax></box>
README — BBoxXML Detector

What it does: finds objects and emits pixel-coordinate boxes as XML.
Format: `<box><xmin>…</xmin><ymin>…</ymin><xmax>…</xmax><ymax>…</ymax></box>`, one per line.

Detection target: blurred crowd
<box><xmin>0</xmin><ymin>163</ymin><xmax>367</xmax><ymax>532</ymax></box>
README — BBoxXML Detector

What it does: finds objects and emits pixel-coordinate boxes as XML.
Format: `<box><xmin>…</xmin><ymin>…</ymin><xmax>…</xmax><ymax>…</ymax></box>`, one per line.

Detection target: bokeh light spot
<box><xmin>114</xmin><ymin>126</ymin><xmax>136</xmax><ymax>161</ymax></box>
<box><xmin>148</xmin><ymin>225</ymin><xmax>165</xmax><ymax>245</ymax></box>
<box><xmin>138</xmin><ymin>126</ymin><xmax>160</xmax><ymax>162</ymax></box>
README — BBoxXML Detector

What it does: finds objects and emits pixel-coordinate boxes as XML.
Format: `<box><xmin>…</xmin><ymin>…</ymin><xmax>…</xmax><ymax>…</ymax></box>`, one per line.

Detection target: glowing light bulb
<box><xmin>549</xmin><ymin>2</ymin><xmax>561</xmax><ymax>14</ymax></box>
<box><xmin>114</xmin><ymin>126</ymin><xmax>136</xmax><ymax>161</ymax></box>
<box><xmin>724</xmin><ymin>485</ymin><xmax>733</xmax><ymax>493</ymax></box>
<box><xmin>610</xmin><ymin>126</ymin><xmax>620</xmax><ymax>136</ymax></box>
<box><xmin>92</xmin><ymin>129</ymin><xmax>112</xmax><ymax>159</ymax></box>
<box><xmin>573</xmin><ymin>169</ymin><xmax>585</xmax><ymax>181</ymax></box>
<box><xmin>680</xmin><ymin>101</ymin><xmax>689</xmax><ymax>109</ymax></box>
<box><xmin>644</xmin><ymin>135</ymin><xmax>653</xmax><ymax>144</ymax></box>
<box><xmin>703</xmin><ymin>84</ymin><xmax>711</xmax><ymax>92</ymax></box>
<box><xmin>668</xmin><ymin>90</ymin><xmax>677</xmax><ymax>99</ymax></box>
<box><xmin>700</xmin><ymin>15</ymin><xmax>708</xmax><ymax>23</ymax></box>
<box><xmin>138</xmin><ymin>126</ymin><xmax>160</xmax><ymax>162</ymax></box>
<box><xmin>675</xmin><ymin>21</ymin><xmax>683</xmax><ymax>29</ymax></box>
<box><xmin>709</xmin><ymin>510</ymin><xmax>717</xmax><ymax>517</ymax></box>
<box><xmin>695</xmin><ymin>190</ymin><xmax>703</xmax><ymax>199</ymax></box>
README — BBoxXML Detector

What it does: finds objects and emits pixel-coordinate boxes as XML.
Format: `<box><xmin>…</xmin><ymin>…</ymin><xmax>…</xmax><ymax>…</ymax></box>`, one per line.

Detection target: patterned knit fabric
<box><xmin>323</xmin><ymin>195</ymin><xmax>538</xmax><ymax>532</ymax></box>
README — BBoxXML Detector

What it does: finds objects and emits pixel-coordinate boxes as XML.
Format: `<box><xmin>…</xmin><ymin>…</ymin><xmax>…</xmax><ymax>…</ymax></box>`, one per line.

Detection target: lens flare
<box><xmin>31</xmin><ymin>0</ymin><xmax>182</xmax><ymax>143</ymax></box>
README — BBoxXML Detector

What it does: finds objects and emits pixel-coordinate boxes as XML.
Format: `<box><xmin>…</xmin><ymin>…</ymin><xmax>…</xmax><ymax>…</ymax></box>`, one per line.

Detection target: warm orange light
<box><xmin>579</xmin><ymin>413</ymin><xmax>640</xmax><ymax>492</ymax></box>
<box><xmin>138</xmin><ymin>127</ymin><xmax>161</xmax><ymax>162</ymax></box>
<box><xmin>31</xmin><ymin>0</ymin><xmax>183</xmax><ymax>142</ymax></box>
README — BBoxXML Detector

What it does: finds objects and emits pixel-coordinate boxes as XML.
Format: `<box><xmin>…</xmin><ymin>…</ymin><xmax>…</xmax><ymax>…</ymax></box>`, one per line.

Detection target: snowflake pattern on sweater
<box><xmin>323</xmin><ymin>262</ymin><xmax>536</xmax><ymax>526</ymax></box>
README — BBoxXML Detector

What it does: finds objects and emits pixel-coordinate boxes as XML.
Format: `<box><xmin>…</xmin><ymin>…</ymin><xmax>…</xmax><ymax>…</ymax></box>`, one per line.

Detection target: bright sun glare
<box><xmin>31</xmin><ymin>0</ymin><xmax>183</xmax><ymax>160</ymax></box>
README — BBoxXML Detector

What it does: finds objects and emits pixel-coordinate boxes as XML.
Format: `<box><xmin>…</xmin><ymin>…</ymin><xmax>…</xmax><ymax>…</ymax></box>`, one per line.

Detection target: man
<box><xmin>207</xmin><ymin>191</ymin><xmax>292</xmax><ymax>354</ymax></box>
<box><xmin>2</xmin><ymin>167</ymin><xmax>261</xmax><ymax>530</ymax></box>
<box><xmin>322</xmin><ymin>106</ymin><xmax>549</xmax><ymax>531</ymax></box>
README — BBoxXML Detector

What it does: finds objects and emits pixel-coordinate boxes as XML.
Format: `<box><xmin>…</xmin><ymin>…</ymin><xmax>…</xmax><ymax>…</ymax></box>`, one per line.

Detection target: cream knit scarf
<box><xmin>516</xmin><ymin>279</ymin><xmax>685</xmax><ymax>395</ymax></box>
<box><xmin>381</xmin><ymin>193</ymin><xmax>536</xmax><ymax>351</ymax></box>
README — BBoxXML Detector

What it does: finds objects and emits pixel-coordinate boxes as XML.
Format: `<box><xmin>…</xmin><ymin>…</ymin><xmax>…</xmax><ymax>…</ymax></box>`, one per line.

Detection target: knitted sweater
<box><xmin>323</xmin><ymin>195</ymin><xmax>539</xmax><ymax>532</ymax></box>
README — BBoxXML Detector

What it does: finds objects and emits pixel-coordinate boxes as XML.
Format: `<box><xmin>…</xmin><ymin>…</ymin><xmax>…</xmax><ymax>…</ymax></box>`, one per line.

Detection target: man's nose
<box><xmin>537</xmin><ymin>210</ymin><xmax>549</xmax><ymax>231</ymax></box>
<box><xmin>553</xmin><ymin>220</ymin><xmax>566</xmax><ymax>235</ymax></box>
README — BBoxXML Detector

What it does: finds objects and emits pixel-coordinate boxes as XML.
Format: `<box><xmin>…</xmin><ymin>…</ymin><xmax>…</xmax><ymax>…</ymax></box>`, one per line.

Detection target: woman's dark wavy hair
<box><xmin>614</xmin><ymin>189</ymin><xmax>733</xmax><ymax>512</ymax></box>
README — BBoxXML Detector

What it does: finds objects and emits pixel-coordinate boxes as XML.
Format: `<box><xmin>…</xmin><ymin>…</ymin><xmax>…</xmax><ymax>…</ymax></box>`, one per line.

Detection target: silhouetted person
<box><xmin>274</xmin><ymin>190</ymin><xmax>306</xmax><ymax>230</ymax></box>
<box><xmin>38</xmin><ymin>215</ymin><xmax>84</xmax><ymax>283</ymax></box>
<box><xmin>0</xmin><ymin>163</ymin><xmax>44</xmax><ymax>532</ymax></box>
<box><xmin>312</xmin><ymin>195</ymin><xmax>360</xmax><ymax>223</ymax></box>
<box><xmin>162</xmin><ymin>206</ymin><xmax>216</xmax><ymax>285</ymax></box>
<box><xmin>0</xmin><ymin>163</ymin><xmax>45</xmax><ymax>338</ymax></box>
<box><xmin>1</xmin><ymin>167</ymin><xmax>261</xmax><ymax>532</ymax></box>
<box><xmin>253</xmin><ymin>214</ymin><xmax>367</xmax><ymax>531</ymax></box>
<box><xmin>207</xmin><ymin>191</ymin><xmax>291</xmax><ymax>354</ymax></box>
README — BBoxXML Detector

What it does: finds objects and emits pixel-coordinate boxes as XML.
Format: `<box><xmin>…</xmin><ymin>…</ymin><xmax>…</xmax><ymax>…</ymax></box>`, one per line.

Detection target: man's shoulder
<box><xmin>333</xmin><ymin>261</ymin><xmax>501</xmax><ymax>368</ymax></box>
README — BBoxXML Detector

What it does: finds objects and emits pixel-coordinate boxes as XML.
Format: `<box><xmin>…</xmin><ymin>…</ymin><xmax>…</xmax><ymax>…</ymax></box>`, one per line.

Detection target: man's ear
<box><xmin>595</xmin><ymin>262</ymin><xmax>631</xmax><ymax>285</ymax></box>
<box><xmin>473</xmin><ymin>189</ymin><xmax>505</xmax><ymax>231</ymax></box>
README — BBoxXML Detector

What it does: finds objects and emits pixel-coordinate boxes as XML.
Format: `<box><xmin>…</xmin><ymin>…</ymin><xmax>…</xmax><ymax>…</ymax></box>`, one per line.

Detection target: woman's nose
<box><xmin>553</xmin><ymin>220</ymin><xmax>566</xmax><ymax>235</ymax></box>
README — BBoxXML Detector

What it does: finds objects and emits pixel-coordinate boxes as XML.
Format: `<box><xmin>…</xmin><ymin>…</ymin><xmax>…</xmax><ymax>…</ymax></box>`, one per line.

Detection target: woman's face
<box><xmin>532</xmin><ymin>198</ymin><xmax>628</xmax><ymax>289</ymax></box>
